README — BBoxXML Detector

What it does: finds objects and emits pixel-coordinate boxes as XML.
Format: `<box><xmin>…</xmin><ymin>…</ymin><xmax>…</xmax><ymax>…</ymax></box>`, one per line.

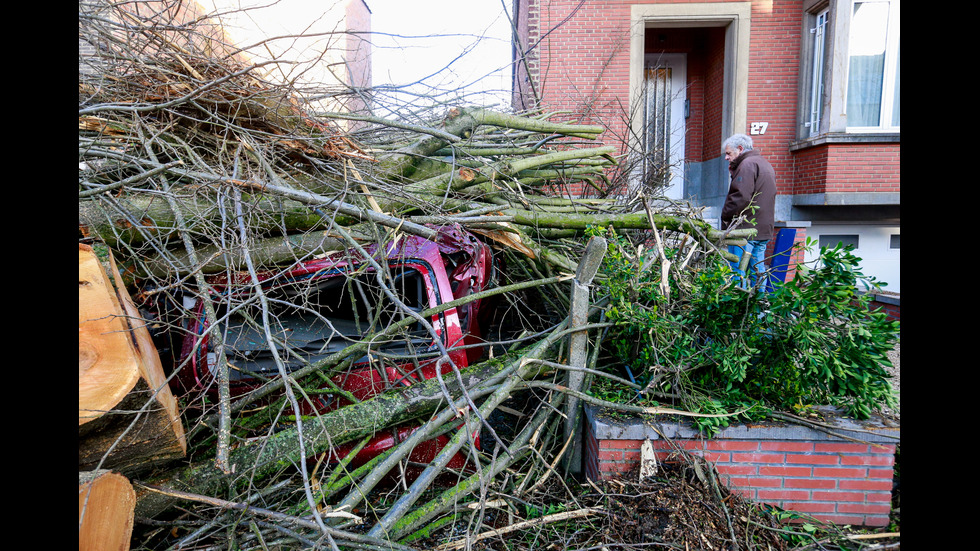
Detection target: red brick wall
<box><xmin>870</xmin><ymin>299</ymin><xmax>899</xmax><ymax>322</ymax></box>
<box><xmin>744</xmin><ymin>1</ymin><xmax>802</xmax><ymax>195</ymax></box>
<box><xmin>530</xmin><ymin>0</ymin><xmax>634</xmax><ymax>138</ymax></box>
<box><xmin>792</xmin><ymin>145</ymin><xmax>830</xmax><ymax>195</ymax></box>
<box><xmin>861</xmin><ymin>295</ymin><xmax>899</xmax><ymax>322</ymax></box>
<box><xmin>793</xmin><ymin>143</ymin><xmax>901</xmax><ymax>195</ymax></box>
<box><xmin>702</xmin><ymin>28</ymin><xmax>727</xmax><ymax>161</ymax></box>
<box><xmin>520</xmin><ymin>1</ymin><xmax>804</xmax><ymax>162</ymax></box>
<box><xmin>585</xmin><ymin>425</ymin><xmax>897</xmax><ymax>527</ymax></box>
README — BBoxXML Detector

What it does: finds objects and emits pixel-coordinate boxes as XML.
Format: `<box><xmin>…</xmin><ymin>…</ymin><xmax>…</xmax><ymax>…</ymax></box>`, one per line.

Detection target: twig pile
<box><xmin>405</xmin><ymin>448</ymin><xmax>792</xmax><ymax>551</ymax></box>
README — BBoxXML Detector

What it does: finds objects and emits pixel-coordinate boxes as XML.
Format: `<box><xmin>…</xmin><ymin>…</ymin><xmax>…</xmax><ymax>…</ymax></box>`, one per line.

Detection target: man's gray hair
<box><xmin>723</xmin><ymin>133</ymin><xmax>753</xmax><ymax>152</ymax></box>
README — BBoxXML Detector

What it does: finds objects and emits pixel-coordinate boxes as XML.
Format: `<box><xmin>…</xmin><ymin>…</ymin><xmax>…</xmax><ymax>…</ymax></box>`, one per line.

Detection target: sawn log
<box><xmin>79</xmin><ymin>244</ymin><xmax>186</xmax><ymax>476</ymax></box>
<box><xmin>79</xmin><ymin>470</ymin><xmax>136</xmax><ymax>551</ymax></box>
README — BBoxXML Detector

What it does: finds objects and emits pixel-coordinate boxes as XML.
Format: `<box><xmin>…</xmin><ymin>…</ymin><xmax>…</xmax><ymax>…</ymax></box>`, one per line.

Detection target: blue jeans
<box><xmin>728</xmin><ymin>240</ymin><xmax>769</xmax><ymax>290</ymax></box>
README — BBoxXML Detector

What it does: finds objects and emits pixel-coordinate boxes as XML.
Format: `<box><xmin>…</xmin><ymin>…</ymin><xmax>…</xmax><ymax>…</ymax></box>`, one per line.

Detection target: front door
<box><xmin>643</xmin><ymin>53</ymin><xmax>687</xmax><ymax>200</ymax></box>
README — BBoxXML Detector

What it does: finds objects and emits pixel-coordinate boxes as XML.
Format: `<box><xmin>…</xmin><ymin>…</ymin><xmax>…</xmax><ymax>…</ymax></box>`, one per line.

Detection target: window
<box><xmin>889</xmin><ymin>234</ymin><xmax>900</xmax><ymax>249</ymax></box>
<box><xmin>845</xmin><ymin>0</ymin><xmax>900</xmax><ymax>131</ymax></box>
<box><xmin>800</xmin><ymin>0</ymin><xmax>900</xmax><ymax>138</ymax></box>
<box><xmin>806</xmin><ymin>8</ymin><xmax>829</xmax><ymax>137</ymax></box>
<box><xmin>215</xmin><ymin>267</ymin><xmax>433</xmax><ymax>379</ymax></box>
<box><xmin>819</xmin><ymin>234</ymin><xmax>859</xmax><ymax>250</ymax></box>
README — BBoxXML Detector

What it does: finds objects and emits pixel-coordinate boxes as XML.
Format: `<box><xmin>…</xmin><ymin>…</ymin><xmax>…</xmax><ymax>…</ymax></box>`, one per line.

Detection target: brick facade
<box><xmin>793</xmin><ymin>142</ymin><xmax>901</xmax><ymax>195</ymax></box>
<box><xmin>584</xmin><ymin>405</ymin><xmax>899</xmax><ymax>527</ymax></box>
<box><xmin>514</xmin><ymin>0</ymin><xmax>902</xmax><ymax>191</ymax></box>
<box><xmin>514</xmin><ymin>0</ymin><xmax>632</xmax><ymax>144</ymax></box>
<box><xmin>514</xmin><ymin>1</ymin><xmax>810</xmax><ymax>173</ymax></box>
<box><xmin>744</xmin><ymin>0</ymin><xmax>802</xmax><ymax>195</ymax></box>
<box><xmin>514</xmin><ymin>0</ymin><xmax>900</xmax><ymax>288</ymax></box>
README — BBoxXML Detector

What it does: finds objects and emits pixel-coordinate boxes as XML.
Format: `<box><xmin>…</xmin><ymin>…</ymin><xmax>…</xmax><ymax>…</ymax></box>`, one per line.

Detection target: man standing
<box><xmin>721</xmin><ymin>133</ymin><xmax>776</xmax><ymax>289</ymax></box>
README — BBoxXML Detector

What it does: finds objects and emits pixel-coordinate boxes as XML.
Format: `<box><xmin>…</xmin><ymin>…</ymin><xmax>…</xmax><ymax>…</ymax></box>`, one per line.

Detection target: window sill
<box><xmin>789</xmin><ymin>132</ymin><xmax>900</xmax><ymax>152</ymax></box>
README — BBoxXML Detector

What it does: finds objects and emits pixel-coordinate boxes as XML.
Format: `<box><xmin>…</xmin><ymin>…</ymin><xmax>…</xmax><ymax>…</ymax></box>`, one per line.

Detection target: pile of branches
<box><xmin>79</xmin><ymin>3</ymin><xmax>769</xmax><ymax>550</ymax></box>
<box><xmin>405</xmin><ymin>447</ymin><xmax>900</xmax><ymax>551</ymax></box>
<box><xmin>400</xmin><ymin>447</ymin><xmax>793</xmax><ymax>551</ymax></box>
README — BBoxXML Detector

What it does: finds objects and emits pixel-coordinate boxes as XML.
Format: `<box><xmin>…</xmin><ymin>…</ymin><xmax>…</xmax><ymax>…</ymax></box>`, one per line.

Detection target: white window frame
<box><xmin>844</xmin><ymin>0</ymin><xmax>900</xmax><ymax>133</ymax></box>
<box><xmin>806</xmin><ymin>7</ymin><xmax>829</xmax><ymax>137</ymax></box>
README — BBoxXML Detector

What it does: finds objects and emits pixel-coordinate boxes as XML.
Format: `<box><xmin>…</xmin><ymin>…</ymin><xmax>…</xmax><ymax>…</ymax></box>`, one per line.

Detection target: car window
<box><xmin>213</xmin><ymin>267</ymin><xmax>434</xmax><ymax>380</ymax></box>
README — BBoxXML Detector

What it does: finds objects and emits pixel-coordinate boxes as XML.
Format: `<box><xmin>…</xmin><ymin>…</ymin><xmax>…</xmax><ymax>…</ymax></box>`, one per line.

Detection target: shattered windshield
<box><xmin>212</xmin><ymin>266</ymin><xmax>435</xmax><ymax>380</ymax></box>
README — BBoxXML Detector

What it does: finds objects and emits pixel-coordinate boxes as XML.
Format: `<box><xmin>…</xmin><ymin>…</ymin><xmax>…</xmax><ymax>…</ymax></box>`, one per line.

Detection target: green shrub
<box><xmin>589</xmin><ymin>227</ymin><xmax>899</xmax><ymax>433</ymax></box>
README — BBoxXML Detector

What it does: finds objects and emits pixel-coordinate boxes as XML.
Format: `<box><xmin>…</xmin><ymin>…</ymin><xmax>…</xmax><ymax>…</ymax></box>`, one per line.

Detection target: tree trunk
<box><xmin>78</xmin><ymin>193</ymin><xmax>334</xmax><ymax>249</ymax></box>
<box><xmin>79</xmin><ymin>244</ymin><xmax>186</xmax><ymax>476</ymax></box>
<box><xmin>138</xmin><ymin>231</ymin><xmax>349</xmax><ymax>277</ymax></box>
<box><xmin>372</xmin><ymin>107</ymin><xmax>604</xmax><ymax>180</ymax></box>
<box><xmin>79</xmin><ymin>470</ymin><xmax>136</xmax><ymax>551</ymax></box>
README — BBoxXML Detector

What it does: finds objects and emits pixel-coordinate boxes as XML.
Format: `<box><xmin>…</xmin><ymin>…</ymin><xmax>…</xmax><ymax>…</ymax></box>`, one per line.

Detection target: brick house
<box><xmin>511</xmin><ymin>0</ymin><xmax>900</xmax><ymax>292</ymax></box>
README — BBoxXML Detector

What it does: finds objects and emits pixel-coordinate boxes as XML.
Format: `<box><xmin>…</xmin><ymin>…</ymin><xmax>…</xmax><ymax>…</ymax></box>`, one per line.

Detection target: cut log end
<box><xmin>79</xmin><ymin>245</ymin><xmax>142</xmax><ymax>424</ymax></box>
<box><xmin>79</xmin><ymin>470</ymin><xmax>136</xmax><ymax>551</ymax></box>
<box><xmin>78</xmin><ymin>244</ymin><xmax>186</xmax><ymax>474</ymax></box>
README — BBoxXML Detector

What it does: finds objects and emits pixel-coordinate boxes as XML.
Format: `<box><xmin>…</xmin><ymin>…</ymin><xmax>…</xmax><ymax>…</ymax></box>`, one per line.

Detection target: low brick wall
<box><xmin>866</xmin><ymin>292</ymin><xmax>900</xmax><ymax>322</ymax></box>
<box><xmin>584</xmin><ymin>404</ymin><xmax>899</xmax><ymax>527</ymax></box>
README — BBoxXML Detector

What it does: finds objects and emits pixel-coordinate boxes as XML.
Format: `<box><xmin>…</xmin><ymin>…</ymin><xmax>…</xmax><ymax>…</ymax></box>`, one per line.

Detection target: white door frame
<box><xmin>629</xmin><ymin>3</ymin><xmax>751</xmax><ymax>146</ymax></box>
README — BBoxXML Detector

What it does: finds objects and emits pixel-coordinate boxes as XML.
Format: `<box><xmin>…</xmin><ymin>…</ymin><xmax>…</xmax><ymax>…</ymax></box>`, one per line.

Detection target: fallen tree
<box><xmin>78</xmin><ymin>3</ymin><xmax>898</xmax><ymax>550</ymax></box>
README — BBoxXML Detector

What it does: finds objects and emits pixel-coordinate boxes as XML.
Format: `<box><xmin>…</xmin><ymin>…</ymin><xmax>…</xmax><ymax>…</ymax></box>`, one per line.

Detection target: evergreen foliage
<box><xmin>590</xmin><ymin>228</ymin><xmax>899</xmax><ymax>434</ymax></box>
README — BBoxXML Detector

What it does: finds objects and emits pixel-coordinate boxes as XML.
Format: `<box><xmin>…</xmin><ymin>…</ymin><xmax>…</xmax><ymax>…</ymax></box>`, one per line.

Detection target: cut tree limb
<box><xmin>138</xmin><ymin>230</ymin><xmax>349</xmax><ymax>277</ymax></box>
<box><xmin>563</xmin><ymin>235</ymin><xmax>606</xmax><ymax>474</ymax></box>
<box><xmin>79</xmin><ymin>244</ymin><xmax>186</xmax><ymax>476</ymax></box>
<box><xmin>79</xmin><ymin>470</ymin><xmax>136</xmax><ymax>551</ymax></box>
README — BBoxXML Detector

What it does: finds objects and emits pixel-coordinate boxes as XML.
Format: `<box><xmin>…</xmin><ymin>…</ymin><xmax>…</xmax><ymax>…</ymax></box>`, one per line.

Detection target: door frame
<box><xmin>629</xmin><ymin>3</ymin><xmax>751</xmax><ymax>151</ymax></box>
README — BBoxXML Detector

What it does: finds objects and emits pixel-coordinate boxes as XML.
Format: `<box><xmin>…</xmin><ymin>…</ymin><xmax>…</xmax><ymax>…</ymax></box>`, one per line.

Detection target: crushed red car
<box><xmin>165</xmin><ymin>224</ymin><xmax>496</xmax><ymax>470</ymax></box>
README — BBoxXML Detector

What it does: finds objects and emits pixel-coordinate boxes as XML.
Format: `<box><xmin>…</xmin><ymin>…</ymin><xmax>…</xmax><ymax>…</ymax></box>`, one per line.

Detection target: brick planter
<box><xmin>866</xmin><ymin>291</ymin><xmax>900</xmax><ymax>322</ymax></box>
<box><xmin>584</xmin><ymin>404</ymin><xmax>899</xmax><ymax>527</ymax></box>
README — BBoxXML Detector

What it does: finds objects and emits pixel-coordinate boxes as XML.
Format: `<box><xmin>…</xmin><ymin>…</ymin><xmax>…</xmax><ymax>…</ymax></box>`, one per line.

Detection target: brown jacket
<box><xmin>721</xmin><ymin>149</ymin><xmax>776</xmax><ymax>241</ymax></box>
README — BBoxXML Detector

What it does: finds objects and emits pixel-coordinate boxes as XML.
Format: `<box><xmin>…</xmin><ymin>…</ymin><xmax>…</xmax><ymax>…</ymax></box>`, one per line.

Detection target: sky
<box><xmin>203</xmin><ymin>0</ymin><xmax>514</xmax><ymax>111</ymax></box>
<box><xmin>367</xmin><ymin>0</ymin><xmax>514</xmax><ymax>108</ymax></box>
